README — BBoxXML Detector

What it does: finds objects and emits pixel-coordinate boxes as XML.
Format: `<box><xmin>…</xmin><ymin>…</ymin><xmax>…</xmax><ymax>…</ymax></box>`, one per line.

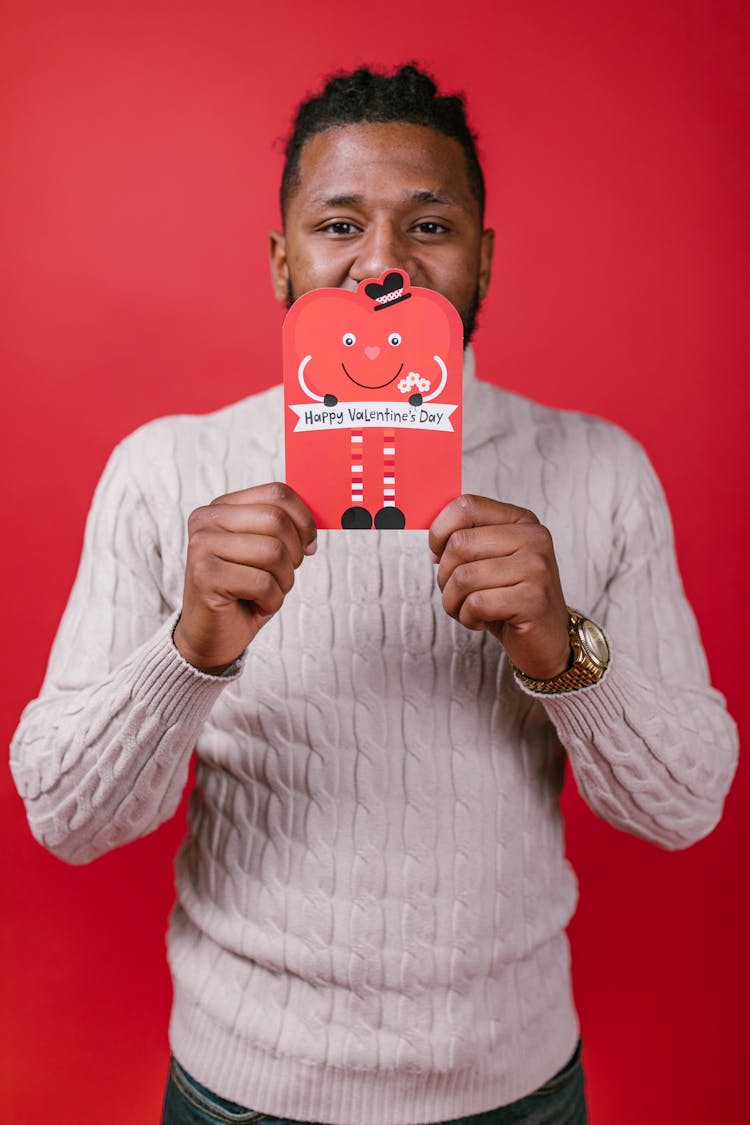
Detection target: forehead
<box><xmin>288</xmin><ymin>122</ymin><xmax>478</xmax><ymax>215</ymax></box>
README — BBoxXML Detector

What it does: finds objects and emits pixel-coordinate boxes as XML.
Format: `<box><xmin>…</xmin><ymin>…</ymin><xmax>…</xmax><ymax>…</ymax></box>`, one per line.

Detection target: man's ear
<box><xmin>478</xmin><ymin>228</ymin><xmax>495</xmax><ymax>300</ymax></box>
<box><xmin>269</xmin><ymin>230</ymin><xmax>289</xmax><ymax>303</ymax></box>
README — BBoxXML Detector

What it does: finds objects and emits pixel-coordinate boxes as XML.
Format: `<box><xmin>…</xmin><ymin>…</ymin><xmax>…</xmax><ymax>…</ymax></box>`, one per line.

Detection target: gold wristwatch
<box><xmin>512</xmin><ymin>607</ymin><xmax>610</xmax><ymax>694</ymax></box>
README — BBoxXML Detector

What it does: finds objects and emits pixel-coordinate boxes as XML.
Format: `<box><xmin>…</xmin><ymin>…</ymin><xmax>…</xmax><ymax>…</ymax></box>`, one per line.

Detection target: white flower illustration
<box><xmin>399</xmin><ymin>371</ymin><xmax>431</xmax><ymax>396</ymax></box>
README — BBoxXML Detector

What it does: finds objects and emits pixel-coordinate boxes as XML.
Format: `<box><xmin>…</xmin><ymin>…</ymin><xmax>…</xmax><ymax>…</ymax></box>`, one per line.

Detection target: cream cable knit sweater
<box><xmin>11</xmin><ymin>351</ymin><xmax>737</xmax><ymax>1123</ymax></box>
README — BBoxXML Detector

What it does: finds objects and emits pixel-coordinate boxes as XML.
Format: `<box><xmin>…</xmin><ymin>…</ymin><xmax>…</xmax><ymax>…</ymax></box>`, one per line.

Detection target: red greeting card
<box><xmin>283</xmin><ymin>270</ymin><xmax>463</xmax><ymax>530</ymax></box>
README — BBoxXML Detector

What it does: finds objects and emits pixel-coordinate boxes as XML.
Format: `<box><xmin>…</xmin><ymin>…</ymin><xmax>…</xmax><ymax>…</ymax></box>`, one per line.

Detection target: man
<box><xmin>10</xmin><ymin>65</ymin><xmax>738</xmax><ymax>1125</ymax></box>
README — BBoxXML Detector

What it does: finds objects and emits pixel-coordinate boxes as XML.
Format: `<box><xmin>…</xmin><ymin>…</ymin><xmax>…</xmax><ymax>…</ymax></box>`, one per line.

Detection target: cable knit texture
<box><xmin>10</xmin><ymin>351</ymin><xmax>738</xmax><ymax>1123</ymax></box>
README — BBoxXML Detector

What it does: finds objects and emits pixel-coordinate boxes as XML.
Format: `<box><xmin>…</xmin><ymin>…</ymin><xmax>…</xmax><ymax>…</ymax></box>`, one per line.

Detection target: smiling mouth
<box><xmin>341</xmin><ymin>362</ymin><xmax>404</xmax><ymax>390</ymax></box>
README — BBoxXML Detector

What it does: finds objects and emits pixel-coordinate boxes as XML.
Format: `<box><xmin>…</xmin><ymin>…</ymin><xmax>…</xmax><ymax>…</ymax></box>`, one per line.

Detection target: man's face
<box><xmin>269</xmin><ymin>122</ymin><xmax>494</xmax><ymax>342</ymax></box>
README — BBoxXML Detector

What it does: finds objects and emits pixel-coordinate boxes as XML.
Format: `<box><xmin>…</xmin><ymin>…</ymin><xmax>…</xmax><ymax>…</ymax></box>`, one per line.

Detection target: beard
<box><xmin>459</xmin><ymin>285</ymin><xmax>482</xmax><ymax>346</ymax></box>
<box><xmin>286</xmin><ymin>280</ymin><xmax>483</xmax><ymax>348</ymax></box>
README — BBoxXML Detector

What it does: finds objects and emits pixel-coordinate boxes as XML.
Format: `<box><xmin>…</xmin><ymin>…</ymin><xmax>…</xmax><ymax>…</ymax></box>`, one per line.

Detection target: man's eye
<box><xmin>324</xmin><ymin>222</ymin><xmax>358</xmax><ymax>235</ymax></box>
<box><xmin>413</xmin><ymin>221</ymin><xmax>447</xmax><ymax>234</ymax></box>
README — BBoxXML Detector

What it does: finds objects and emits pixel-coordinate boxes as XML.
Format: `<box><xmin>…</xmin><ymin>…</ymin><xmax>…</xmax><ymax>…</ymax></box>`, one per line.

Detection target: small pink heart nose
<box><xmin>364</xmin><ymin>346</ymin><xmax>381</xmax><ymax>360</ymax></box>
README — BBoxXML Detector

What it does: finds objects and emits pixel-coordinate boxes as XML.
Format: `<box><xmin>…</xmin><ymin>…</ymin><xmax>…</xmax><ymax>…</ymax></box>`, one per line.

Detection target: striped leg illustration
<box><xmin>340</xmin><ymin>430</ymin><xmax>373</xmax><ymax>529</ymax></box>
<box><xmin>374</xmin><ymin>428</ymin><xmax>406</xmax><ymax>529</ymax></box>
<box><xmin>382</xmin><ymin>429</ymin><xmax>396</xmax><ymax>508</ymax></box>
<box><xmin>350</xmin><ymin>430</ymin><xmax>364</xmax><ymax>506</ymax></box>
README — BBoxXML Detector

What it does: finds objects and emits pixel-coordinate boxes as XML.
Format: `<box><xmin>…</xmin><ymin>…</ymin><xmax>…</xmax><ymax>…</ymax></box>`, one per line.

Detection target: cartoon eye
<box><xmin>388</xmin><ymin>332</ymin><xmax>402</xmax><ymax>347</ymax></box>
<box><xmin>342</xmin><ymin>333</ymin><xmax>356</xmax><ymax>347</ymax></box>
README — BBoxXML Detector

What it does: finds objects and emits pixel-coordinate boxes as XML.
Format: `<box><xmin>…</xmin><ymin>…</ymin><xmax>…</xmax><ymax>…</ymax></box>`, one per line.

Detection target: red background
<box><xmin>2</xmin><ymin>2</ymin><xmax>748</xmax><ymax>1121</ymax></box>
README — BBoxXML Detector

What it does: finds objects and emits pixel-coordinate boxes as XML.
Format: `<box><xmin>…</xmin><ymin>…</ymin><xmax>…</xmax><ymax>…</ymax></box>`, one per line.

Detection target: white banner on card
<box><xmin>289</xmin><ymin>401</ymin><xmax>457</xmax><ymax>433</ymax></box>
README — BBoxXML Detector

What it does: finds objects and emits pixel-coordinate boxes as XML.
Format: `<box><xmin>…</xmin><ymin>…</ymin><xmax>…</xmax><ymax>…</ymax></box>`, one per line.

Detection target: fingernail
<box><xmin>304</xmin><ymin>539</ymin><xmax>318</xmax><ymax>556</ymax></box>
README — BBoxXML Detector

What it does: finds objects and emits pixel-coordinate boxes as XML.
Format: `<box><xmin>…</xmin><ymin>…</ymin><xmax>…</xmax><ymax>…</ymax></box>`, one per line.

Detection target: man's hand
<box><xmin>429</xmin><ymin>494</ymin><xmax>571</xmax><ymax>681</ymax></box>
<box><xmin>173</xmin><ymin>482</ymin><xmax>317</xmax><ymax>674</ymax></box>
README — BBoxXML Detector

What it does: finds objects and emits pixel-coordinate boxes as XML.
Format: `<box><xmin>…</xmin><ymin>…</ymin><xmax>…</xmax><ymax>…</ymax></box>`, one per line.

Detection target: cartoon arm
<box><xmin>402</xmin><ymin>356</ymin><xmax>449</xmax><ymax>406</ymax></box>
<box><xmin>298</xmin><ymin>355</ymin><xmax>338</xmax><ymax>407</ymax></box>
<box><xmin>421</xmin><ymin>356</ymin><xmax>448</xmax><ymax>403</ymax></box>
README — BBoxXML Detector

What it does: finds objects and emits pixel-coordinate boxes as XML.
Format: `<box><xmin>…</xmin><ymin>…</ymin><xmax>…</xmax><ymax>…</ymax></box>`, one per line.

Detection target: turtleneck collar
<box><xmin>462</xmin><ymin>344</ymin><xmax>511</xmax><ymax>452</ymax></box>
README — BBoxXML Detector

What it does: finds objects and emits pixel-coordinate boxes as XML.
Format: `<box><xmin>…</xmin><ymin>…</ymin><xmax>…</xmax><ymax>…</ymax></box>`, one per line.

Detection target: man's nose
<box><xmin>350</xmin><ymin>224</ymin><xmax>414</xmax><ymax>283</ymax></box>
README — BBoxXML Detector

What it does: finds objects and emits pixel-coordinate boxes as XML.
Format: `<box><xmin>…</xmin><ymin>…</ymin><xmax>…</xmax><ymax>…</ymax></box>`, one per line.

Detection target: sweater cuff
<box><xmin>517</xmin><ymin>652</ymin><xmax>625</xmax><ymax>741</ymax></box>
<box><xmin>130</xmin><ymin>611</ymin><xmax>246</xmax><ymax>726</ymax></box>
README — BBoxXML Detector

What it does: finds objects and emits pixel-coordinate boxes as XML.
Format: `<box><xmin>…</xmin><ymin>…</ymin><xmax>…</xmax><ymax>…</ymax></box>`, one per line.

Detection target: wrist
<box><xmin>511</xmin><ymin>608</ymin><xmax>610</xmax><ymax>694</ymax></box>
<box><xmin>496</xmin><ymin>614</ymin><xmax>571</xmax><ymax>682</ymax></box>
<box><xmin>173</xmin><ymin>618</ymin><xmax>237</xmax><ymax>676</ymax></box>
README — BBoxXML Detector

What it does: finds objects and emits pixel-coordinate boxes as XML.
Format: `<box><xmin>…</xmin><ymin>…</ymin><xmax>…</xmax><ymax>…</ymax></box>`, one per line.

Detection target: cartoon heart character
<box><xmin>283</xmin><ymin>270</ymin><xmax>463</xmax><ymax>530</ymax></box>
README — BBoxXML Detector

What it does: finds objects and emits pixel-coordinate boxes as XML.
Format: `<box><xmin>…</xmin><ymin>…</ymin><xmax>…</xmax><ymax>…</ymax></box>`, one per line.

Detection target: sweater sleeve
<box><xmin>524</xmin><ymin>439</ymin><xmax>738</xmax><ymax>850</ymax></box>
<box><xmin>9</xmin><ymin>436</ymin><xmax>242</xmax><ymax>865</ymax></box>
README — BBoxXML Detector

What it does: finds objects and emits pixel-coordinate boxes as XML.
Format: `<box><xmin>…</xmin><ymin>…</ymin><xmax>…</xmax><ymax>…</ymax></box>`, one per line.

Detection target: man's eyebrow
<box><xmin>312</xmin><ymin>194</ymin><xmax>365</xmax><ymax>209</ymax></box>
<box><xmin>311</xmin><ymin>190</ymin><xmax>465</xmax><ymax>210</ymax></box>
<box><xmin>409</xmin><ymin>190</ymin><xmax>459</xmax><ymax>206</ymax></box>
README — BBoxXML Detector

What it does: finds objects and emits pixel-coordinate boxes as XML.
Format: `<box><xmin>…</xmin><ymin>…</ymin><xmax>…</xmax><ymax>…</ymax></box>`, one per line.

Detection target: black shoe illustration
<box><xmin>374</xmin><ymin>507</ymin><xmax>406</xmax><ymax>529</ymax></box>
<box><xmin>341</xmin><ymin>507</ymin><xmax>373</xmax><ymax>529</ymax></box>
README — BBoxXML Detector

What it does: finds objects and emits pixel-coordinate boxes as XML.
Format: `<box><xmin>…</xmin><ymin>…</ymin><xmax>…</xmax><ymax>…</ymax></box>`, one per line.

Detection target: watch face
<box><xmin>580</xmin><ymin>619</ymin><xmax>610</xmax><ymax>666</ymax></box>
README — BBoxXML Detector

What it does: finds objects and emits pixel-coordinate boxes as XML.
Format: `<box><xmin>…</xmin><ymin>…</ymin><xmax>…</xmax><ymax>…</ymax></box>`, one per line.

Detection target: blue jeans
<box><xmin>161</xmin><ymin>1041</ymin><xmax>587</xmax><ymax>1125</ymax></box>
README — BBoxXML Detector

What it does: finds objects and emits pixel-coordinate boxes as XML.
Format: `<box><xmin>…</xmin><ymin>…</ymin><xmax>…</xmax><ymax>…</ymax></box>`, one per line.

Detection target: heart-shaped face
<box><xmin>287</xmin><ymin>271</ymin><xmax>456</xmax><ymax>399</ymax></box>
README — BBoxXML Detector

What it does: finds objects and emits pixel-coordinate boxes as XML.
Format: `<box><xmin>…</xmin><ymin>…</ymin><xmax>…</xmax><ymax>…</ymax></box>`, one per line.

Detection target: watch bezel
<box><xmin>571</xmin><ymin>611</ymin><xmax>610</xmax><ymax>670</ymax></box>
<box><xmin>580</xmin><ymin>616</ymin><xmax>611</xmax><ymax>666</ymax></box>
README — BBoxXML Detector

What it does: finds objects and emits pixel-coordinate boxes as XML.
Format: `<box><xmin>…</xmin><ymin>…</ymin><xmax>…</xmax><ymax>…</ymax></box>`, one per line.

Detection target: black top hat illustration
<box><xmin>364</xmin><ymin>270</ymin><xmax>413</xmax><ymax>311</ymax></box>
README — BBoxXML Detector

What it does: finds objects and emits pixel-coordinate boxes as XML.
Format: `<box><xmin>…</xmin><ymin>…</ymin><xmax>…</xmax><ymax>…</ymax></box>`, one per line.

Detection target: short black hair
<box><xmin>281</xmin><ymin>64</ymin><xmax>485</xmax><ymax>220</ymax></box>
